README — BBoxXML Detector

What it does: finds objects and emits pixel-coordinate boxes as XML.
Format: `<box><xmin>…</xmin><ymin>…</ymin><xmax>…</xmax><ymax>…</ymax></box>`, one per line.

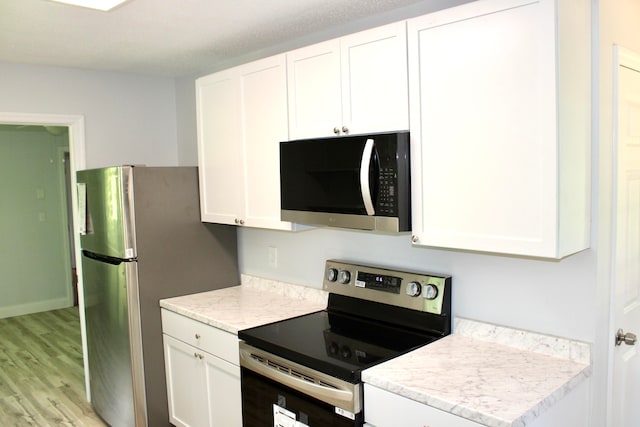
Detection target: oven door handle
<box><xmin>360</xmin><ymin>138</ymin><xmax>375</xmax><ymax>216</ymax></box>
<box><xmin>240</xmin><ymin>344</ymin><xmax>361</xmax><ymax>414</ymax></box>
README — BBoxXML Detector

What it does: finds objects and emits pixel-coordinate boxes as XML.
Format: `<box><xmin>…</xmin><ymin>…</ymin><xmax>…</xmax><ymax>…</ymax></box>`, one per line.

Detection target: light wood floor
<box><xmin>0</xmin><ymin>307</ymin><xmax>106</xmax><ymax>426</ymax></box>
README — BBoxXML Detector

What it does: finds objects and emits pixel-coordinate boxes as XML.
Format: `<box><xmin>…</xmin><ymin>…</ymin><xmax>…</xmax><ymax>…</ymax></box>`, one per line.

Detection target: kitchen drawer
<box><xmin>161</xmin><ymin>308</ymin><xmax>239</xmax><ymax>366</ymax></box>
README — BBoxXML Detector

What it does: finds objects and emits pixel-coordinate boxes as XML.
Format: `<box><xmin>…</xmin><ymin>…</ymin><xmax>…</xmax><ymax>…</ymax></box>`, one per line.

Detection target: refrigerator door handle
<box><xmin>77</xmin><ymin>182</ymin><xmax>88</xmax><ymax>235</ymax></box>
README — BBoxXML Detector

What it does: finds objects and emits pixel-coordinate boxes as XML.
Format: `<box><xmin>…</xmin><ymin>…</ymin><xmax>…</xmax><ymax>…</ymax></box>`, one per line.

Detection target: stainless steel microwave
<box><xmin>280</xmin><ymin>131</ymin><xmax>411</xmax><ymax>232</ymax></box>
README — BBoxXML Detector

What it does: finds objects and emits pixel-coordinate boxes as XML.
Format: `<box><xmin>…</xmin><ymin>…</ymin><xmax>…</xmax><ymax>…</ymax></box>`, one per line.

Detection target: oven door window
<box><xmin>280</xmin><ymin>137</ymin><xmax>377</xmax><ymax>215</ymax></box>
<box><xmin>241</xmin><ymin>368</ymin><xmax>363</xmax><ymax>427</ymax></box>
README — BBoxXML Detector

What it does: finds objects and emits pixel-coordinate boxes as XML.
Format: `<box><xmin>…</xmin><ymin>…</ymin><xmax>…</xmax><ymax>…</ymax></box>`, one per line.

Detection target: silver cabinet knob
<box><xmin>616</xmin><ymin>329</ymin><xmax>637</xmax><ymax>346</ymax></box>
<box><xmin>234</xmin><ymin>218</ymin><xmax>239</xmax><ymax>224</ymax></box>
<box><xmin>341</xmin><ymin>126</ymin><xmax>349</xmax><ymax>134</ymax></box>
<box><xmin>333</xmin><ymin>127</ymin><xmax>340</xmax><ymax>134</ymax></box>
<box><xmin>193</xmin><ymin>352</ymin><xmax>204</xmax><ymax>359</ymax></box>
<box><xmin>239</xmin><ymin>219</ymin><xmax>245</xmax><ymax>225</ymax></box>
<box><xmin>411</xmin><ymin>235</ymin><xmax>418</xmax><ymax>243</ymax></box>
<box><xmin>195</xmin><ymin>333</ymin><xmax>201</xmax><ymax>339</ymax></box>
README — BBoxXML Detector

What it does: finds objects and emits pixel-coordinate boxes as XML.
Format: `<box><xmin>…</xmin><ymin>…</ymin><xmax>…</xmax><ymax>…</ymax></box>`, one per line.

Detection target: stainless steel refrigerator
<box><xmin>76</xmin><ymin>166</ymin><xmax>239</xmax><ymax>427</ymax></box>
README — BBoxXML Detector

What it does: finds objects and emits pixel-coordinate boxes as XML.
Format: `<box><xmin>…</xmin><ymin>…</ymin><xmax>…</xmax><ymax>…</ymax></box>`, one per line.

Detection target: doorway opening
<box><xmin>0</xmin><ymin>112</ymin><xmax>89</xmax><ymax>400</ymax></box>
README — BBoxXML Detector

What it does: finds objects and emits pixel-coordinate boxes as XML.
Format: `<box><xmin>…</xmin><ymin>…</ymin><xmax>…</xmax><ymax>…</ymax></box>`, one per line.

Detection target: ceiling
<box><xmin>0</xmin><ymin>0</ymin><xmax>434</xmax><ymax>77</ymax></box>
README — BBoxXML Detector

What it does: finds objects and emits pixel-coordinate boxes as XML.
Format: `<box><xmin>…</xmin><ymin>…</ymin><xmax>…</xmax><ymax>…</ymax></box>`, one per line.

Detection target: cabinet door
<box><xmin>341</xmin><ymin>21</ymin><xmax>409</xmax><ymax>134</ymax></box>
<box><xmin>164</xmin><ymin>335</ymin><xmax>210</xmax><ymax>427</ymax></box>
<box><xmin>238</xmin><ymin>55</ymin><xmax>293</xmax><ymax>230</ymax></box>
<box><xmin>408</xmin><ymin>0</ymin><xmax>561</xmax><ymax>257</ymax></box>
<box><xmin>196</xmin><ymin>70</ymin><xmax>244</xmax><ymax>224</ymax></box>
<box><xmin>164</xmin><ymin>334</ymin><xmax>242</xmax><ymax>427</ymax></box>
<box><xmin>204</xmin><ymin>350</ymin><xmax>242</xmax><ymax>427</ymax></box>
<box><xmin>287</xmin><ymin>39</ymin><xmax>342</xmax><ymax>139</ymax></box>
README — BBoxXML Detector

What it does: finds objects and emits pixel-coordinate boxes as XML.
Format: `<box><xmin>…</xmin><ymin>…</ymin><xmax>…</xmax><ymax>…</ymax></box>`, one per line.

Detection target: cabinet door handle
<box><xmin>341</xmin><ymin>126</ymin><xmax>349</xmax><ymax>134</ymax></box>
<box><xmin>193</xmin><ymin>352</ymin><xmax>204</xmax><ymax>359</ymax></box>
<box><xmin>333</xmin><ymin>127</ymin><xmax>340</xmax><ymax>135</ymax></box>
<box><xmin>195</xmin><ymin>333</ymin><xmax>201</xmax><ymax>339</ymax></box>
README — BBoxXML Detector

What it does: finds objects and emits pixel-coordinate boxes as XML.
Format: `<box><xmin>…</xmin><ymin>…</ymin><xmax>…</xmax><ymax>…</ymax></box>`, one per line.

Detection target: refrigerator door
<box><xmin>82</xmin><ymin>252</ymin><xmax>146</xmax><ymax>427</ymax></box>
<box><xmin>77</xmin><ymin>166</ymin><xmax>136</xmax><ymax>259</ymax></box>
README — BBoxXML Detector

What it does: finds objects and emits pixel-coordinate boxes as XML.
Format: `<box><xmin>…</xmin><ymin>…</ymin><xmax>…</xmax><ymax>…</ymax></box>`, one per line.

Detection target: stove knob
<box><xmin>340</xmin><ymin>345</ymin><xmax>352</xmax><ymax>359</ymax></box>
<box><xmin>424</xmin><ymin>284</ymin><xmax>439</xmax><ymax>300</ymax></box>
<box><xmin>329</xmin><ymin>342</ymin><xmax>339</xmax><ymax>355</ymax></box>
<box><xmin>406</xmin><ymin>281</ymin><xmax>422</xmax><ymax>297</ymax></box>
<box><xmin>338</xmin><ymin>270</ymin><xmax>351</xmax><ymax>284</ymax></box>
<box><xmin>327</xmin><ymin>268</ymin><xmax>338</xmax><ymax>282</ymax></box>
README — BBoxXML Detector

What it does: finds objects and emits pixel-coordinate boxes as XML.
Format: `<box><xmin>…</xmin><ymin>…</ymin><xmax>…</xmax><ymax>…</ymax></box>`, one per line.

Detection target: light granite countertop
<box><xmin>362</xmin><ymin>318</ymin><xmax>592</xmax><ymax>427</ymax></box>
<box><xmin>159</xmin><ymin>274</ymin><xmax>328</xmax><ymax>335</ymax></box>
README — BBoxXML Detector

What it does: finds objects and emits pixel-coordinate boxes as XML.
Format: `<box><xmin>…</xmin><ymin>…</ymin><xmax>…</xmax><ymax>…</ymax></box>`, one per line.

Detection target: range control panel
<box><xmin>323</xmin><ymin>260</ymin><xmax>451</xmax><ymax>315</ymax></box>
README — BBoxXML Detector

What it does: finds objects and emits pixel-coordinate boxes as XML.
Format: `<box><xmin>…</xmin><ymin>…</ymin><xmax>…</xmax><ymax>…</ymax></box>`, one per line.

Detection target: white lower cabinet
<box><xmin>161</xmin><ymin>309</ymin><xmax>242</xmax><ymax>427</ymax></box>
<box><xmin>364</xmin><ymin>384</ymin><xmax>482</xmax><ymax>427</ymax></box>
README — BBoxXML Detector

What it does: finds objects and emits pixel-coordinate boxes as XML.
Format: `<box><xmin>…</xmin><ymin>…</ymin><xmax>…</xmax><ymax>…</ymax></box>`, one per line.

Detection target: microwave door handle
<box><xmin>360</xmin><ymin>138</ymin><xmax>375</xmax><ymax>216</ymax></box>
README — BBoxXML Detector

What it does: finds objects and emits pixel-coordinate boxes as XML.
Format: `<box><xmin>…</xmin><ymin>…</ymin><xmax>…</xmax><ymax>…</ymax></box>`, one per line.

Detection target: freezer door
<box><xmin>82</xmin><ymin>252</ymin><xmax>147</xmax><ymax>427</ymax></box>
<box><xmin>77</xmin><ymin>166</ymin><xmax>136</xmax><ymax>259</ymax></box>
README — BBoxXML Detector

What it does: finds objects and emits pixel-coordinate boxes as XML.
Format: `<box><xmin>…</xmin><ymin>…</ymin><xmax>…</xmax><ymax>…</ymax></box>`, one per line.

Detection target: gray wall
<box><xmin>0</xmin><ymin>61</ymin><xmax>179</xmax><ymax>168</ymax></box>
<box><xmin>0</xmin><ymin>128</ymin><xmax>72</xmax><ymax>317</ymax></box>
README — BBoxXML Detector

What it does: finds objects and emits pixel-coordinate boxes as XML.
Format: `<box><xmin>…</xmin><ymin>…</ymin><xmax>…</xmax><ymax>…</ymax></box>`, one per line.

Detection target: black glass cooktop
<box><xmin>238</xmin><ymin>301</ymin><xmax>441</xmax><ymax>383</ymax></box>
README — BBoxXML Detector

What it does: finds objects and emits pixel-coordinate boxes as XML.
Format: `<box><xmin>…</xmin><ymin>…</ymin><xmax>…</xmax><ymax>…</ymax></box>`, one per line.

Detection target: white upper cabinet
<box><xmin>197</xmin><ymin>69</ymin><xmax>244</xmax><ymax>226</ymax></box>
<box><xmin>408</xmin><ymin>0</ymin><xmax>590</xmax><ymax>258</ymax></box>
<box><xmin>197</xmin><ymin>54</ymin><xmax>299</xmax><ymax>230</ymax></box>
<box><xmin>287</xmin><ymin>21</ymin><xmax>409</xmax><ymax>139</ymax></box>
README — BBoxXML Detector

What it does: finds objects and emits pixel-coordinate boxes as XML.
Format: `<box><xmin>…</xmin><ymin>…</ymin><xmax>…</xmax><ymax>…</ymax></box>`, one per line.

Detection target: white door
<box><xmin>611</xmin><ymin>46</ymin><xmax>640</xmax><ymax>427</ymax></box>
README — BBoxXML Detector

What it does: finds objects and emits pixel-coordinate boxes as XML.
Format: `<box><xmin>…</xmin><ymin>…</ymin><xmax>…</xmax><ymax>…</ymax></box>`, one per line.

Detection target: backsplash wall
<box><xmin>238</xmin><ymin>226</ymin><xmax>596</xmax><ymax>343</ymax></box>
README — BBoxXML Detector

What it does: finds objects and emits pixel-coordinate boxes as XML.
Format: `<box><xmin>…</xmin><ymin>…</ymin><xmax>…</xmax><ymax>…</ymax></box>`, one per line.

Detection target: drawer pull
<box><xmin>195</xmin><ymin>333</ymin><xmax>201</xmax><ymax>339</ymax></box>
<box><xmin>194</xmin><ymin>352</ymin><xmax>204</xmax><ymax>360</ymax></box>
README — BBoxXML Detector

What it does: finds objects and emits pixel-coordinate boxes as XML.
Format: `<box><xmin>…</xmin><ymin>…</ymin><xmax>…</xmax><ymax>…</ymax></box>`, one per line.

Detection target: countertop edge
<box><xmin>159</xmin><ymin>299</ymin><xmax>240</xmax><ymax>334</ymax></box>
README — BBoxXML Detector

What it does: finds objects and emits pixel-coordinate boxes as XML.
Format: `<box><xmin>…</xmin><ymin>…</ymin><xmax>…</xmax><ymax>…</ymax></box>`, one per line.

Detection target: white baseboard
<box><xmin>0</xmin><ymin>297</ymin><xmax>73</xmax><ymax>319</ymax></box>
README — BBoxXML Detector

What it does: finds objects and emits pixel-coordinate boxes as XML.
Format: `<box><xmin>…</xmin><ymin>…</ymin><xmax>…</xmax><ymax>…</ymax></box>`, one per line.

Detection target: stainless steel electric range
<box><xmin>238</xmin><ymin>260</ymin><xmax>452</xmax><ymax>427</ymax></box>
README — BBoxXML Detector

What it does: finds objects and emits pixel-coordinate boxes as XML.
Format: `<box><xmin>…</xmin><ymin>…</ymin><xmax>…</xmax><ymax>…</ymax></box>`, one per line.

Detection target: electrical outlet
<box><xmin>268</xmin><ymin>246</ymin><xmax>278</xmax><ymax>268</ymax></box>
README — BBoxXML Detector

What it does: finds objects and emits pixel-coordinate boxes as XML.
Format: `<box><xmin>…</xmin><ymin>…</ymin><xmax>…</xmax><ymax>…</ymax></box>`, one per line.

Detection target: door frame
<box><xmin>0</xmin><ymin>112</ymin><xmax>90</xmax><ymax>400</ymax></box>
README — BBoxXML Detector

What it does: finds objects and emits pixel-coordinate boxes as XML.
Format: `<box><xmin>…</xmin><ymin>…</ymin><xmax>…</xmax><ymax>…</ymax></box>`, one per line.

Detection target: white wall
<box><xmin>238</xmin><ymin>227</ymin><xmax>597</xmax><ymax>341</ymax></box>
<box><xmin>0</xmin><ymin>61</ymin><xmax>179</xmax><ymax>167</ymax></box>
